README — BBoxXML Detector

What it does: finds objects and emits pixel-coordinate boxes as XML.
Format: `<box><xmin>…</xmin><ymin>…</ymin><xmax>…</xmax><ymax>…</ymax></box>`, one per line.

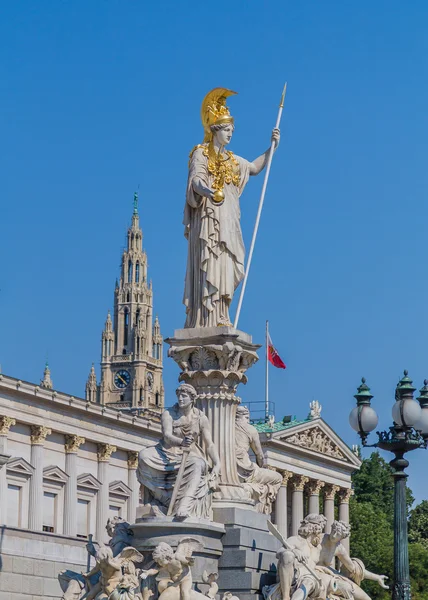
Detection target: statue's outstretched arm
<box><xmin>363</xmin><ymin>570</ymin><xmax>389</xmax><ymax>590</ymax></box>
<box><xmin>249</xmin><ymin>129</ymin><xmax>280</xmax><ymax>176</ymax></box>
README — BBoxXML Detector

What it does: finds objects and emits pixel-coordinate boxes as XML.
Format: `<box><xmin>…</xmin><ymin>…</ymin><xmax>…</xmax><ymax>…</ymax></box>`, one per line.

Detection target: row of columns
<box><xmin>274</xmin><ymin>470</ymin><xmax>353</xmax><ymax>551</ymax></box>
<box><xmin>0</xmin><ymin>417</ymin><xmax>140</xmax><ymax>542</ymax></box>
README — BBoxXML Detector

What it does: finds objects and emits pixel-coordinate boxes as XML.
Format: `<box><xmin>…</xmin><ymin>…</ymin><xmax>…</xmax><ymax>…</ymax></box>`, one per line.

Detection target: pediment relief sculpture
<box><xmin>279</xmin><ymin>427</ymin><xmax>348</xmax><ymax>461</ymax></box>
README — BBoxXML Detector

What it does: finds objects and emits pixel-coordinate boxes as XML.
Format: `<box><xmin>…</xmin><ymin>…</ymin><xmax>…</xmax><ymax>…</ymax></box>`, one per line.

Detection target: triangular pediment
<box><xmin>77</xmin><ymin>473</ymin><xmax>101</xmax><ymax>491</ymax></box>
<box><xmin>263</xmin><ymin>419</ymin><xmax>361</xmax><ymax>467</ymax></box>
<box><xmin>43</xmin><ymin>465</ymin><xmax>69</xmax><ymax>484</ymax></box>
<box><xmin>109</xmin><ymin>480</ymin><xmax>132</xmax><ymax>497</ymax></box>
<box><xmin>7</xmin><ymin>457</ymin><xmax>35</xmax><ymax>477</ymax></box>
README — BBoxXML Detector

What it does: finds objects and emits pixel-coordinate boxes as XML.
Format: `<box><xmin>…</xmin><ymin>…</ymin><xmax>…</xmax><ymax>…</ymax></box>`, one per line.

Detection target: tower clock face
<box><xmin>114</xmin><ymin>369</ymin><xmax>131</xmax><ymax>389</ymax></box>
<box><xmin>147</xmin><ymin>371</ymin><xmax>154</xmax><ymax>390</ymax></box>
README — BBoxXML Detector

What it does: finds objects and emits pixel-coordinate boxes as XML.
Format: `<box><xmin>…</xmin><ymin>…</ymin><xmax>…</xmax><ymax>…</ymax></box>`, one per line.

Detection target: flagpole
<box><xmin>234</xmin><ymin>83</ymin><xmax>287</xmax><ymax>330</ymax></box>
<box><xmin>265</xmin><ymin>320</ymin><xmax>269</xmax><ymax>421</ymax></box>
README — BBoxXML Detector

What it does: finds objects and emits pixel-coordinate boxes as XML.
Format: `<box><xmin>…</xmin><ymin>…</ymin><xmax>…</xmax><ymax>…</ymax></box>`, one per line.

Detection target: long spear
<box><xmin>234</xmin><ymin>83</ymin><xmax>287</xmax><ymax>329</ymax></box>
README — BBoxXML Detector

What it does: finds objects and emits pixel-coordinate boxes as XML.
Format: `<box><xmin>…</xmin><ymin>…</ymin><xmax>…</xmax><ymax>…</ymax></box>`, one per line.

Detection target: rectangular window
<box><xmin>108</xmin><ymin>504</ymin><xmax>121</xmax><ymax>519</ymax></box>
<box><xmin>7</xmin><ymin>484</ymin><xmax>21</xmax><ymax>527</ymax></box>
<box><xmin>43</xmin><ymin>491</ymin><xmax>56</xmax><ymax>532</ymax></box>
<box><xmin>77</xmin><ymin>498</ymin><xmax>90</xmax><ymax>538</ymax></box>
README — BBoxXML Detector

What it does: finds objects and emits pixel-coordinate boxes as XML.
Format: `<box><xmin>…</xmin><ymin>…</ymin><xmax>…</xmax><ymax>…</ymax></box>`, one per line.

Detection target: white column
<box><xmin>63</xmin><ymin>435</ymin><xmax>85</xmax><ymax>536</ymax></box>
<box><xmin>338</xmin><ymin>488</ymin><xmax>353</xmax><ymax>553</ymax></box>
<box><xmin>307</xmin><ymin>480</ymin><xmax>325</xmax><ymax>515</ymax></box>
<box><xmin>0</xmin><ymin>417</ymin><xmax>16</xmax><ymax>525</ymax></box>
<box><xmin>324</xmin><ymin>484</ymin><xmax>340</xmax><ymax>534</ymax></box>
<box><xmin>290</xmin><ymin>475</ymin><xmax>309</xmax><ymax>536</ymax></box>
<box><xmin>127</xmin><ymin>451</ymin><xmax>139</xmax><ymax>523</ymax></box>
<box><xmin>96</xmin><ymin>444</ymin><xmax>116</xmax><ymax>543</ymax></box>
<box><xmin>29</xmin><ymin>426</ymin><xmax>51</xmax><ymax>531</ymax></box>
<box><xmin>275</xmin><ymin>471</ymin><xmax>292</xmax><ymax>538</ymax></box>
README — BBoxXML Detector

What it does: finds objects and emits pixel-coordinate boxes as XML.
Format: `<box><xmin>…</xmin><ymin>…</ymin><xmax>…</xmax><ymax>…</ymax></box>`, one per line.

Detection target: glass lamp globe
<box><xmin>392</xmin><ymin>399</ymin><xmax>421</xmax><ymax>427</ymax></box>
<box><xmin>349</xmin><ymin>405</ymin><xmax>379</xmax><ymax>433</ymax></box>
<box><xmin>415</xmin><ymin>407</ymin><xmax>428</xmax><ymax>436</ymax></box>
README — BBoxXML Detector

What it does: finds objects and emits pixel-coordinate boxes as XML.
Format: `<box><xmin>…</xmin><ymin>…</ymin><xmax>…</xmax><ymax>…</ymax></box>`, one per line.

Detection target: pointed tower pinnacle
<box><xmin>40</xmin><ymin>361</ymin><xmax>53</xmax><ymax>390</ymax></box>
<box><xmin>86</xmin><ymin>363</ymin><xmax>98</xmax><ymax>403</ymax></box>
<box><xmin>133</xmin><ymin>191</ymin><xmax>139</xmax><ymax>215</ymax></box>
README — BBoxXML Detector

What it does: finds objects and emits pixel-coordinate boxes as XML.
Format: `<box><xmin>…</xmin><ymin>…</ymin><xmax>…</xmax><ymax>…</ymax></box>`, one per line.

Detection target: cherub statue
<box><xmin>81</xmin><ymin>545</ymin><xmax>143</xmax><ymax>600</ymax></box>
<box><xmin>58</xmin><ymin>517</ymin><xmax>133</xmax><ymax>600</ymax></box>
<box><xmin>141</xmin><ymin>538</ymin><xmax>213</xmax><ymax>600</ymax></box>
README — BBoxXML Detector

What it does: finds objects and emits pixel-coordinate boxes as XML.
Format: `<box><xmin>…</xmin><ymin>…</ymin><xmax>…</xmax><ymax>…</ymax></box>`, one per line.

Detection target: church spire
<box><xmin>40</xmin><ymin>361</ymin><xmax>53</xmax><ymax>390</ymax></box>
<box><xmin>97</xmin><ymin>192</ymin><xmax>164</xmax><ymax>411</ymax></box>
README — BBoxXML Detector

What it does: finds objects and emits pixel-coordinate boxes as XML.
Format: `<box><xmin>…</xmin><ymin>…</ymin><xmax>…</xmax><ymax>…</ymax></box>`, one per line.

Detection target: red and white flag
<box><xmin>267</xmin><ymin>333</ymin><xmax>286</xmax><ymax>369</ymax></box>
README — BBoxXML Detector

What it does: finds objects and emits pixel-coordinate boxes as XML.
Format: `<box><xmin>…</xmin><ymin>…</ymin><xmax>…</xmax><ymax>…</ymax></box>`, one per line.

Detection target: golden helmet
<box><xmin>201</xmin><ymin>88</ymin><xmax>237</xmax><ymax>143</ymax></box>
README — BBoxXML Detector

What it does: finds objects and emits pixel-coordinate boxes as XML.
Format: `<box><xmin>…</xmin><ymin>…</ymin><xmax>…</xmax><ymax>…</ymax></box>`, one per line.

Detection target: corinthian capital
<box><xmin>65</xmin><ymin>435</ymin><xmax>85</xmax><ymax>453</ymax></box>
<box><xmin>127</xmin><ymin>451</ymin><xmax>139</xmax><ymax>469</ymax></box>
<box><xmin>281</xmin><ymin>470</ymin><xmax>293</xmax><ymax>486</ymax></box>
<box><xmin>338</xmin><ymin>488</ymin><xmax>354</xmax><ymax>504</ymax></box>
<box><xmin>0</xmin><ymin>416</ymin><xmax>16</xmax><ymax>435</ymax></box>
<box><xmin>307</xmin><ymin>479</ymin><xmax>325</xmax><ymax>496</ymax></box>
<box><xmin>324</xmin><ymin>484</ymin><xmax>340</xmax><ymax>500</ymax></box>
<box><xmin>291</xmin><ymin>474</ymin><xmax>309</xmax><ymax>492</ymax></box>
<box><xmin>30</xmin><ymin>425</ymin><xmax>52</xmax><ymax>445</ymax></box>
<box><xmin>97</xmin><ymin>443</ymin><xmax>117</xmax><ymax>462</ymax></box>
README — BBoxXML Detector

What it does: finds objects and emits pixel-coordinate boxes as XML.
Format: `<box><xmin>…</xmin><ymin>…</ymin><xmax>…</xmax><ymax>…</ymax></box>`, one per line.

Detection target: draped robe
<box><xmin>183</xmin><ymin>146</ymin><xmax>251</xmax><ymax>328</ymax></box>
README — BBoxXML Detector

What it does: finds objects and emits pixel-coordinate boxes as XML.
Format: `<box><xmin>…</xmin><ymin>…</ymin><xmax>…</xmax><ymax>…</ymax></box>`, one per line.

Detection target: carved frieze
<box><xmin>282</xmin><ymin>426</ymin><xmax>347</xmax><ymax>461</ymax></box>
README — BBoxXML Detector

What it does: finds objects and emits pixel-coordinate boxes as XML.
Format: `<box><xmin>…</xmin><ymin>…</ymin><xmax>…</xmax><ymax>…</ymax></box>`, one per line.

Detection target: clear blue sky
<box><xmin>1</xmin><ymin>1</ymin><xmax>428</xmax><ymax>503</ymax></box>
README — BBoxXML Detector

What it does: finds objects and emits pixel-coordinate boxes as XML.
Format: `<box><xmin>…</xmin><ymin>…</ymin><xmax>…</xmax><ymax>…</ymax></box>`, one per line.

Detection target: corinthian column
<box><xmin>275</xmin><ymin>470</ymin><xmax>292</xmax><ymax>538</ymax></box>
<box><xmin>307</xmin><ymin>480</ymin><xmax>325</xmax><ymax>515</ymax></box>
<box><xmin>96</xmin><ymin>444</ymin><xmax>116</xmax><ymax>543</ymax></box>
<box><xmin>29</xmin><ymin>425</ymin><xmax>51</xmax><ymax>530</ymax></box>
<box><xmin>324</xmin><ymin>484</ymin><xmax>340</xmax><ymax>533</ymax></box>
<box><xmin>290</xmin><ymin>475</ymin><xmax>309</xmax><ymax>536</ymax></box>
<box><xmin>338</xmin><ymin>488</ymin><xmax>353</xmax><ymax>553</ymax></box>
<box><xmin>127</xmin><ymin>451</ymin><xmax>139</xmax><ymax>523</ymax></box>
<box><xmin>0</xmin><ymin>417</ymin><xmax>16</xmax><ymax>525</ymax></box>
<box><xmin>63</xmin><ymin>435</ymin><xmax>85</xmax><ymax>536</ymax></box>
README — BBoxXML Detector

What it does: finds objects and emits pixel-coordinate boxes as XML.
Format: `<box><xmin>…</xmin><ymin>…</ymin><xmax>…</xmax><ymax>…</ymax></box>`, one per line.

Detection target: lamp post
<box><xmin>349</xmin><ymin>371</ymin><xmax>428</xmax><ymax>600</ymax></box>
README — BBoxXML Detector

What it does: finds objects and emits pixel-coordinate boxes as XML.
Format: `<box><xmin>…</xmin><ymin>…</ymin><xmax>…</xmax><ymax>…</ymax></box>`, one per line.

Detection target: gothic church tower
<box><xmin>86</xmin><ymin>193</ymin><xmax>164</xmax><ymax>411</ymax></box>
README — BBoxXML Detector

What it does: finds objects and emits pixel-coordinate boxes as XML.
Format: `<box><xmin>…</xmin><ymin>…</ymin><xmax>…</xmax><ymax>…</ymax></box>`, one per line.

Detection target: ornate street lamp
<box><xmin>349</xmin><ymin>371</ymin><xmax>428</xmax><ymax>600</ymax></box>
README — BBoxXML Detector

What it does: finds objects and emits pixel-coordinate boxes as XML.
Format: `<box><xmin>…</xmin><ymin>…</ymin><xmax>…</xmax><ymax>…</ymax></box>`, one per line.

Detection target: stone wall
<box><xmin>0</xmin><ymin>526</ymin><xmax>89</xmax><ymax>600</ymax></box>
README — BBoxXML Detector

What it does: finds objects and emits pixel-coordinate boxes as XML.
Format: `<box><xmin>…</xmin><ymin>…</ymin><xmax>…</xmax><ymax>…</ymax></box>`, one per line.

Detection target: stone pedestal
<box><xmin>166</xmin><ymin>327</ymin><xmax>260</xmax><ymax>504</ymax></box>
<box><xmin>132</xmin><ymin>511</ymin><xmax>225</xmax><ymax>590</ymax></box>
<box><xmin>213</xmin><ymin>506</ymin><xmax>280</xmax><ymax>600</ymax></box>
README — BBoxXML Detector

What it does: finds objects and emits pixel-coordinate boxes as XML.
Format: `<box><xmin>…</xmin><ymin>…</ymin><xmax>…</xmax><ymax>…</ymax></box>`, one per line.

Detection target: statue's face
<box><xmin>177</xmin><ymin>390</ymin><xmax>193</xmax><ymax>409</ymax></box>
<box><xmin>214</xmin><ymin>124</ymin><xmax>233</xmax><ymax>147</ymax></box>
<box><xmin>237</xmin><ymin>410</ymin><xmax>250</xmax><ymax>423</ymax></box>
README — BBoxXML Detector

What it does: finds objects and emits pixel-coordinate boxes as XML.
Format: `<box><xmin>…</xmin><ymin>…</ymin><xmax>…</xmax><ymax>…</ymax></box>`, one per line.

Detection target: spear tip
<box><xmin>279</xmin><ymin>82</ymin><xmax>287</xmax><ymax>108</ymax></box>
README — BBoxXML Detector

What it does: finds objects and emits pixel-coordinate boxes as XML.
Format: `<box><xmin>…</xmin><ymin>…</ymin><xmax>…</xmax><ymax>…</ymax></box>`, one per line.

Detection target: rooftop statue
<box><xmin>137</xmin><ymin>383</ymin><xmax>220</xmax><ymax>519</ymax></box>
<box><xmin>183</xmin><ymin>88</ymin><xmax>280</xmax><ymax>328</ymax></box>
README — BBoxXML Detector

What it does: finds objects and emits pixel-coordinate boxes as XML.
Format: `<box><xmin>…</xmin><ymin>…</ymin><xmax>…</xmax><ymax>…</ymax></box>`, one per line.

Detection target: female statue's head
<box><xmin>236</xmin><ymin>405</ymin><xmax>250</xmax><ymax>423</ymax></box>
<box><xmin>210</xmin><ymin>122</ymin><xmax>235</xmax><ymax>147</ymax></box>
<box><xmin>176</xmin><ymin>382</ymin><xmax>197</xmax><ymax>409</ymax></box>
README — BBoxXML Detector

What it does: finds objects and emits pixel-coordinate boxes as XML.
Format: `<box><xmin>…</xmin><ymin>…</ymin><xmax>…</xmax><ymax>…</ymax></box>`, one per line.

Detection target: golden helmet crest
<box><xmin>201</xmin><ymin>88</ymin><xmax>237</xmax><ymax>143</ymax></box>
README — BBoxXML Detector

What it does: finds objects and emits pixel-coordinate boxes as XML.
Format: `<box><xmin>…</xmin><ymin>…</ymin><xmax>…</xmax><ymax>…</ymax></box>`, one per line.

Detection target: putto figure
<box><xmin>235</xmin><ymin>405</ymin><xmax>282</xmax><ymax>513</ymax></box>
<box><xmin>183</xmin><ymin>88</ymin><xmax>280</xmax><ymax>328</ymax></box>
<box><xmin>137</xmin><ymin>383</ymin><xmax>221</xmax><ymax>519</ymax></box>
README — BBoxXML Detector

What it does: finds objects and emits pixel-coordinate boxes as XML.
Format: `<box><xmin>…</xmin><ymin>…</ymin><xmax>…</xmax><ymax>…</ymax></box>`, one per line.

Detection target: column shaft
<box><xmin>275</xmin><ymin>472</ymin><xmax>292</xmax><ymax>537</ymax></box>
<box><xmin>308</xmin><ymin>494</ymin><xmax>320</xmax><ymax>515</ymax></box>
<box><xmin>96</xmin><ymin>444</ymin><xmax>116</xmax><ymax>543</ymax></box>
<box><xmin>290</xmin><ymin>475</ymin><xmax>308</xmax><ymax>536</ymax></box>
<box><xmin>63</xmin><ymin>435</ymin><xmax>85</xmax><ymax>537</ymax></box>
<box><xmin>29</xmin><ymin>444</ymin><xmax>44</xmax><ymax>530</ymax></box>
<box><xmin>324</xmin><ymin>484</ymin><xmax>340</xmax><ymax>534</ymax></box>
<box><xmin>28</xmin><ymin>426</ymin><xmax>51</xmax><ymax>531</ymax></box>
<box><xmin>127</xmin><ymin>452</ymin><xmax>139</xmax><ymax>523</ymax></box>
<box><xmin>338</xmin><ymin>488</ymin><xmax>353</xmax><ymax>553</ymax></box>
<box><xmin>0</xmin><ymin>417</ymin><xmax>16</xmax><ymax>525</ymax></box>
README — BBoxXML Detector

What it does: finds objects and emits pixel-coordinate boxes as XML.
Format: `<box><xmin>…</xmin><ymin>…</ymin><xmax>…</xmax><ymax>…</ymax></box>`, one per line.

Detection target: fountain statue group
<box><xmin>58</xmin><ymin>89</ymin><xmax>383</xmax><ymax>600</ymax></box>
